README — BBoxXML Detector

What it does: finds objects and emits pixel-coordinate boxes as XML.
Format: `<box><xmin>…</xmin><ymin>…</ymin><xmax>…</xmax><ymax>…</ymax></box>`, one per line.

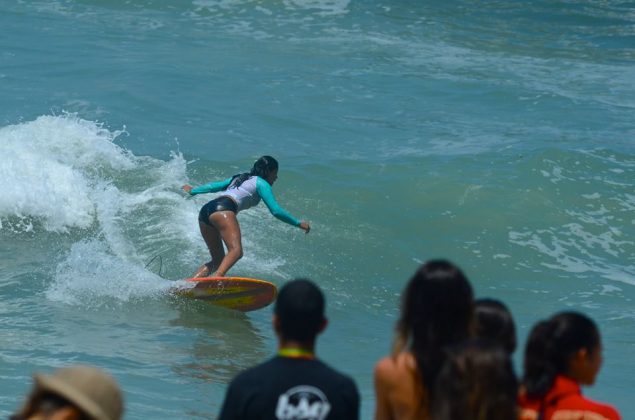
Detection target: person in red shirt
<box><xmin>518</xmin><ymin>311</ymin><xmax>621</xmax><ymax>420</ymax></box>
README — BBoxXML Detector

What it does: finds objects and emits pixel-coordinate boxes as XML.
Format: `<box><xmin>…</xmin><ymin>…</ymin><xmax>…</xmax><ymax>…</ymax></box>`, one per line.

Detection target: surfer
<box><xmin>182</xmin><ymin>155</ymin><xmax>310</xmax><ymax>278</ymax></box>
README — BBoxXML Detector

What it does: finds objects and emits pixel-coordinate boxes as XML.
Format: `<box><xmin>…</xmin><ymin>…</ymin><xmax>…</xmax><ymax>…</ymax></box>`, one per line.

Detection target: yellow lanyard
<box><xmin>278</xmin><ymin>348</ymin><xmax>315</xmax><ymax>360</ymax></box>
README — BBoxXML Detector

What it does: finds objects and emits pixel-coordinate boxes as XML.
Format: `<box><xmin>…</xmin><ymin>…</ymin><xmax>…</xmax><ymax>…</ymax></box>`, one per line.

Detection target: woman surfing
<box><xmin>182</xmin><ymin>156</ymin><xmax>310</xmax><ymax>278</ymax></box>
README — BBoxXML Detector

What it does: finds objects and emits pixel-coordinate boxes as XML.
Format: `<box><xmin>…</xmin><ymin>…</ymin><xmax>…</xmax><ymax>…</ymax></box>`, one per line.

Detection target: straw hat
<box><xmin>33</xmin><ymin>365</ymin><xmax>123</xmax><ymax>420</ymax></box>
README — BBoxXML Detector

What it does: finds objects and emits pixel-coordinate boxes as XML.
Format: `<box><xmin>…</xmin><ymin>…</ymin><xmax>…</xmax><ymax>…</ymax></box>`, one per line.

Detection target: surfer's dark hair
<box><xmin>432</xmin><ymin>340</ymin><xmax>518</xmax><ymax>420</ymax></box>
<box><xmin>394</xmin><ymin>259</ymin><xmax>474</xmax><ymax>399</ymax></box>
<box><xmin>474</xmin><ymin>298</ymin><xmax>517</xmax><ymax>354</ymax></box>
<box><xmin>522</xmin><ymin>311</ymin><xmax>599</xmax><ymax>399</ymax></box>
<box><xmin>275</xmin><ymin>278</ymin><xmax>325</xmax><ymax>342</ymax></box>
<box><xmin>226</xmin><ymin>155</ymin><xmax>279</xmax><ymax>190</ymax></box>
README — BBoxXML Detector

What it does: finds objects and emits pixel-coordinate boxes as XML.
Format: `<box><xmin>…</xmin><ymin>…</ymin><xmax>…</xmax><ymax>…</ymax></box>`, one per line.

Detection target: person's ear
<box><xmin>567</xmin><ymin>348</ymin><xmax>589</xmax><ymax>376</ymax></box>
<box><xmin>318</xmin><ymin>317</ymin><xmax>328</xmax><ymax>334</ymax></box>
<box><xmin>569</xmin><ymin>348</ymin><xmax>587</xmax><ymax>365</ymax></box>
<box><xmin>272</xmin><ymin>314</ymin><xmax>281</xmax><ymax>335</ymax></box>
<box><xmin>577</xmin><ymin>348</ymin><xmax>590</xmax><ymax>361</ymax></box>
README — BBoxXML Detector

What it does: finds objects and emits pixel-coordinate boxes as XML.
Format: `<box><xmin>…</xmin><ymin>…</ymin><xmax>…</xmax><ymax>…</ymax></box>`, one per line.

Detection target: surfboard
<box><xmin>176</xmin><ymin>276</ymin><xmax>278</xmax><ymax>312</ymax></box>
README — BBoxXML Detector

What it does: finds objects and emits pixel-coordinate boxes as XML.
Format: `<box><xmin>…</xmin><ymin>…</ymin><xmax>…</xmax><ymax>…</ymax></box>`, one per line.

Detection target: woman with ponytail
<box><xmin>373</xmin><ymin>260</ymin><xmax>474</xmax><ymax>419</ymax></box>
<box><xmin>182</xmin><ymin>156</ymin><xmax>310</xmax><ymax>277</ymax></box>
<box><xmin>431</xmin><ymin>340</ymin><xmax>518</xmax><ymax>420</ymax></box>
<box><xmin>519</xmin><ymin>311</ymin><xmax>620</xmax><ymax>420</ymax></box>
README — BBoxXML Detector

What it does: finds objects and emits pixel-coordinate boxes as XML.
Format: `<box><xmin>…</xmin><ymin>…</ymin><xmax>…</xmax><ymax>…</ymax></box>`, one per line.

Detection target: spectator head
<box><xmin>523</xmin><ymin>311</ymin><xmax>602</xmax><ymax>399</ymax></box>
<box><xmin>13</xmin><ymin>365</ymin><xmax>123</xmax><ymax>420</ymax></box>
<box><xmin>394</xmin><ymin>259</ymin><xmax>474</xmax><ymax>392</ymax></box>
<box><xmin>474</xmin><ymin>298</ymin><xmax>517</xmax><ymax>354</ymax></box>
<box><xmin>274</xmin><ymin>278</ymin><xmax>327</xmax><ymax>343</ymax></box>
<box><xmin>432</xmin><ymin>340</ymin><xmax>518</xmax><ymax>420</ymax></box>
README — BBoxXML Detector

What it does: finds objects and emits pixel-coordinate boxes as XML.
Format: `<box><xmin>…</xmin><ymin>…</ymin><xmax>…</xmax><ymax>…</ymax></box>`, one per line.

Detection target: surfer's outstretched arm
<box><xmin>182</xmin><ymin>178</ymin><xmax>233</xmax><ymax>195</ymax></box>
<box><xmin>256</xmin><ymin>177</ymin><xmax>310</xmax><ymax>233</ymax></box>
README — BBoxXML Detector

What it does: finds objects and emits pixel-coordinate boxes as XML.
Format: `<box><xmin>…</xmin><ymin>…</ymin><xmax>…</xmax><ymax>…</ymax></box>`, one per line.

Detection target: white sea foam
<box><xmin>309</xmin><ymin>25</ymin><xmax>635</xmax><ymax>114</ymax></box>
<box><xmin>0</xmin><ymin>115</ymin><xmax>192</xmax><ymax>303</ymax></box>
<box><xmin>194</xmin><ymin>0</ymin><xmax>349</xmax><ymax>16</ymax></box>
<box><xmin>508</xmin><ymin>148</ymin><xmax>635</xmax><ymax>287</ymax></box>
<box><xmin>282</xmin><ymin>0</ymin><xmax>350</xmax><ymax>16</ymax></box>
<box><xmin>193</xmin><ymin>0</ymin><xmax>250</xmax><ymax>11</ymax></box>
<box><xmin>394</xmin><ymin>38</ymin><xmax>635</xmax><ymax>109</ymax></box>
<box><xmin>509</xmin><ymin>226</ymin><xmax>635</xmax><ymax>286</ymax></box>
<box><xmin>46</xmin><ymin>239</ymin><xmax>174</xmax><ymax>306</ymax></box>
<box><xmin>0</xmin><ymin>115</ymin><xmax>133</xmax><ymax>232</ymax></box>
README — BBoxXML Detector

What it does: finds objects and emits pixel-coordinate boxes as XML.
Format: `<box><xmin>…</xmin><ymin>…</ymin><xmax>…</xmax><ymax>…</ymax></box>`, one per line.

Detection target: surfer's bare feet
<box><xmin>205</xmin><ymin>262</ymin><xmax>220</xmax><ymax>276</ymax></box>
<box><xmin>192</xmin><ymin>266</ymin><xmax>209</xmax><ymax>278</ymax></box>
<box><xmin>192</xmin><ymin>261</ymin><xmax>219</xmax><ymax>278</ymax></box>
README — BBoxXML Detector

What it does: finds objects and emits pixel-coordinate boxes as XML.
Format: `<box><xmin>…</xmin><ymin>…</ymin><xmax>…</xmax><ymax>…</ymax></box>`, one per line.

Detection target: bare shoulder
<box><xmin>374</xmin><ymin>352</ymin><xmax>428</xmax><ymax>420</ymax></box>
<box><xmin>374</xmin><ymin>352</ymin><xmax>417</xmax><ymax>382</ymax></box>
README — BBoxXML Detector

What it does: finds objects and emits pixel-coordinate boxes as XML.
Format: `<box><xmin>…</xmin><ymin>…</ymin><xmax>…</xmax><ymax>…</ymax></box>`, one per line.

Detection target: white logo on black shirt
<box><xmin>275</xmin><ymin>385</ymin><xmax>332</xmax><ymax>420</ymax></box>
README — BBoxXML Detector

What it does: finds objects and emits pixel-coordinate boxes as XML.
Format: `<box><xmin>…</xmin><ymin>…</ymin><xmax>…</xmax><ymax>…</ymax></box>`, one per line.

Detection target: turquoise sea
<box><xmin>1</xmin><ymin>0</ymin><xmax>634</xmax><ymax>418</ymax></box>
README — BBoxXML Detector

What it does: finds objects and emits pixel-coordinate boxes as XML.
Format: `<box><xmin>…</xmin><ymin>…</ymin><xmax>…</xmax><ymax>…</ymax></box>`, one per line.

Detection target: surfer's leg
<box><xmin>192</xmin><ymin>220</ymin><xmax>224</xmax><ymax>278</ymax></box>
<box><xmin>210</xmin><ymin>211</ymin><xmax>242</xmax><ymax>277</ymax></box>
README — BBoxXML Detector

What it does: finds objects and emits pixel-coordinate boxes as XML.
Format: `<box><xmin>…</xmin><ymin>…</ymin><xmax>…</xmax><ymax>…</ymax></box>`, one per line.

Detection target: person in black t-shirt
<box><xmin>218</xmin><ymin>278</ymin><xmax>360</xmax><ymax>420</ymax></box>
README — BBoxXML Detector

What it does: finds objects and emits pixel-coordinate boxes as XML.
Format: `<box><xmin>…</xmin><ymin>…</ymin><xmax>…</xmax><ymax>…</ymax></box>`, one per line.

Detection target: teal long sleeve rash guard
<box><xmin>189</xmin><ymin>176</ymin><xmax>301</xmax><ymax>227</ymax></box>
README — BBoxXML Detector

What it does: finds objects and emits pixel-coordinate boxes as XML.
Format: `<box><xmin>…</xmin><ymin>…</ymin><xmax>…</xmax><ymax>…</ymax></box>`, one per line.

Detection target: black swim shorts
<box><xmin>198</xmin><ymin>196</ymin><xmax>238</xmax><ymax>225</ymax></box>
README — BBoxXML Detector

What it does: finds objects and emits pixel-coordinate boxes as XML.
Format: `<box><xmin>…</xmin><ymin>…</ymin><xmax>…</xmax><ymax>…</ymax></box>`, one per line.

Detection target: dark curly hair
<box><xmin>227</xmin><ymin>156</ymin><xmax>279</xmax><ymax>189</ymax></box>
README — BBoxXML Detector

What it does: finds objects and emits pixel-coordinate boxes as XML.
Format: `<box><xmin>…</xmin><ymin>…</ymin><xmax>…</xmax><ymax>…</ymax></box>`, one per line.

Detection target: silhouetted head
<box><xmin>474</xmin><ymin>298</ymin><xmax>517</xmax><ymax>354</ymax></box>
<box><xmin>523</xmin><ymin>311</ymin><xmax>601</xmax><ymax>398</ymax></box>
<box><xmin>395</xmin><ymin>259</ymin><xmax>474</xmax><ymax>391</ymax></box>
<box><xmin>274</xmin><ymin>279</ymin><xmax>326</xmax><ymax>343</ymax></box>
<box><xmin>432</xmin><ymin>340</ymin><xmax>518</xmax><ymax>420</ymax></box>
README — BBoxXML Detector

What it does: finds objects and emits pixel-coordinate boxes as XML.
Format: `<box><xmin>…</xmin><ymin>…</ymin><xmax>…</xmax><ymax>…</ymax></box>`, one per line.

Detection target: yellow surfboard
<box><xmin>177</xmin><ymin>276</ymin><xmax>278</xmax><ymax>312</ymax></box>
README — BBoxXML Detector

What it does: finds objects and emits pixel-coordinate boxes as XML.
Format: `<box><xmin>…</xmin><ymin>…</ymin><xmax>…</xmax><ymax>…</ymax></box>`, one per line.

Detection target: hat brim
<box><xmin>35</xmin><ymin>374</ymin><xmax>110</xmax><ymax>420</ymax></box>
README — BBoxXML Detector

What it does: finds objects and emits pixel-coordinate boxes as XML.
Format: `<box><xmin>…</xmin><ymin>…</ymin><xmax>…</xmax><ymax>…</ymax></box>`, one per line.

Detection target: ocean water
<box><xmin>1</xmin><ymin>0</ymin><xmax>634</xmax><ymax>418</ymax></box>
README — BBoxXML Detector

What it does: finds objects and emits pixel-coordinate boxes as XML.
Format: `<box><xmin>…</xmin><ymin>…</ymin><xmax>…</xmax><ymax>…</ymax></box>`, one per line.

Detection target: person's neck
<box><xmin>278</xmin><ymin>339</ymin><xmax>316</xmax><ymax>359</ymax></box>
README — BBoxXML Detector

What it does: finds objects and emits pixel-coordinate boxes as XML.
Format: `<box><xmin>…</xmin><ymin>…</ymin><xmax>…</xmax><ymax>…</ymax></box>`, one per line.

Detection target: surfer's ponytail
<box><xmin>226</xmin><ymin>155</ymin><xmax>279</xmax><ymax>190</ymax></box>
<box><xmin>522</xmin><ymin>311</ymin><xmax>599</xmax><ymax>399</ymax></box>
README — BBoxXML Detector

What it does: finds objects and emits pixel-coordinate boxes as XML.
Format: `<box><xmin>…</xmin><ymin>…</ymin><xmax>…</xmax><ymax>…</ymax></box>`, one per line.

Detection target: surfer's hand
<box><xmin>182</xmin><ymin>184</ymin><xmax>193</xmax><ymax>194</ymax></box>
<box><xmin>299</xmin><ymin>221</ymin><xmax>310</xmax><ymax>234</ymax></box>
